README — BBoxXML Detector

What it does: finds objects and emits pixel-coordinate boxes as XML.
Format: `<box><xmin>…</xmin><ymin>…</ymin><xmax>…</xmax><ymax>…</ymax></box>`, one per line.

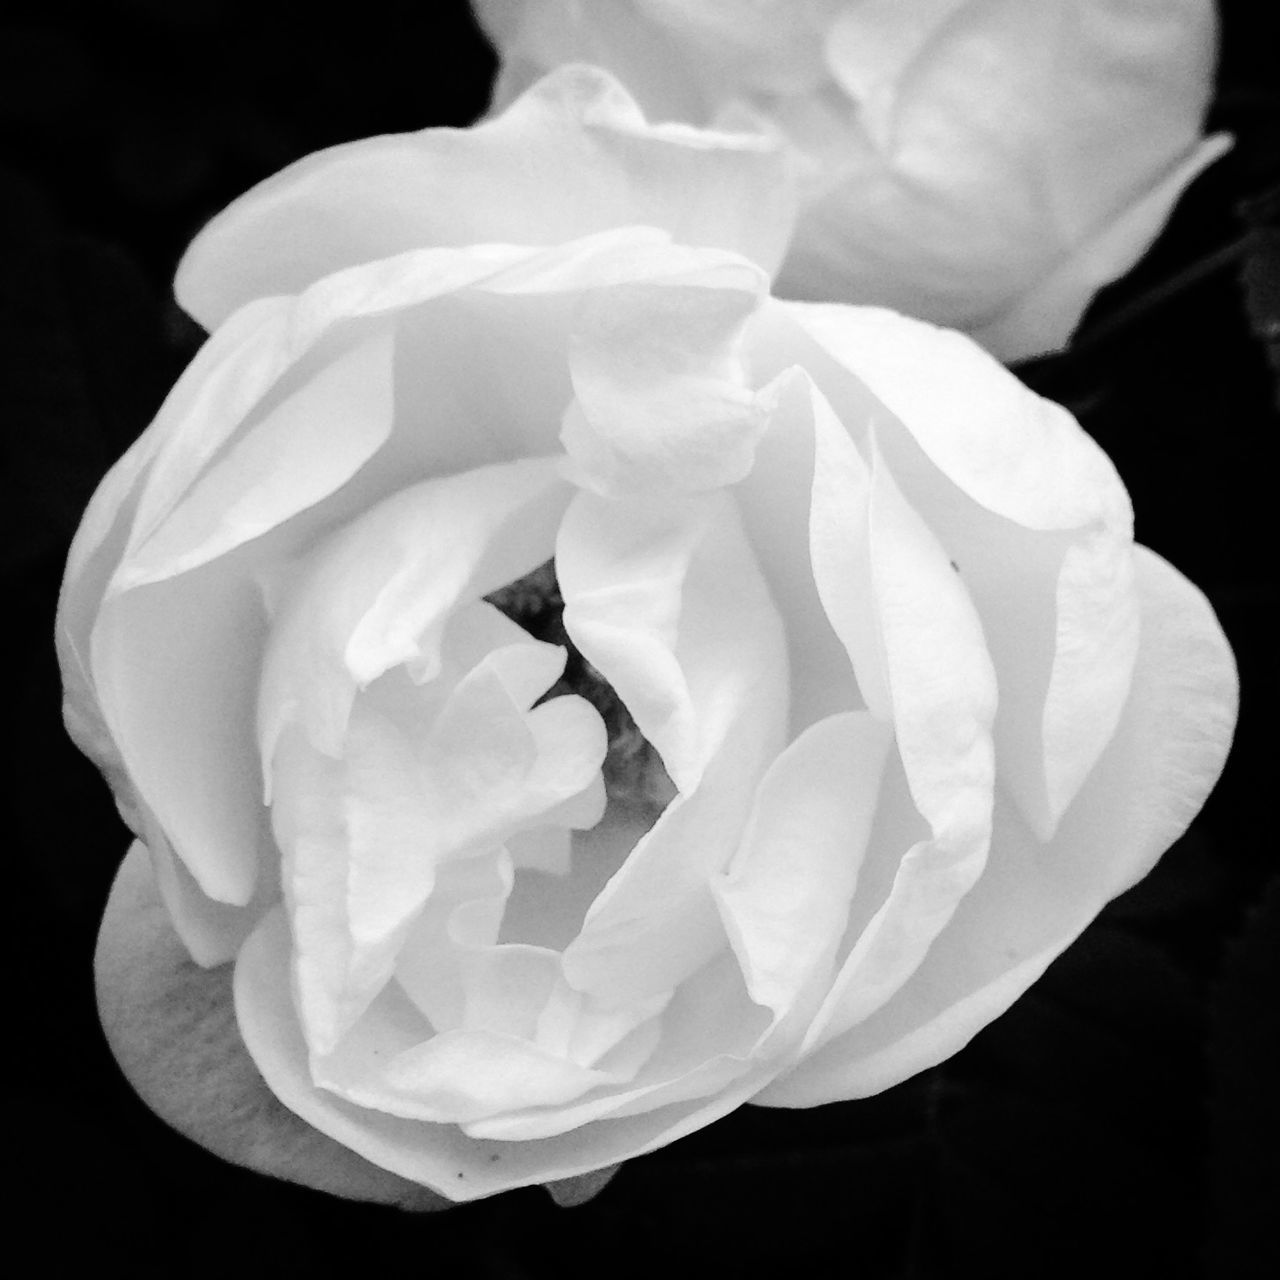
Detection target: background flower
<box><xmin>475</xmin><ymin>0</ymin><xmax>1231</xmax><ymax>360</ymax></box>
<box><xmin>7</xmin><ymin>1</ymin><xmax>1276</xmax><ymax>1274</ymax></box>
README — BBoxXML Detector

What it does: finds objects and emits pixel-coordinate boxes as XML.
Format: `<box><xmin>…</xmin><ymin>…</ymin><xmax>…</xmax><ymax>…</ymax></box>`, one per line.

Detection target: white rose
<box><xmin>475</xmin><ymin>0</ymin><xmax>1231</xmax><ymax>360</ymax></box>
<box><xmin>62</xmin><ymin>68</ymin><xmax>1236</xmax><ymax>1202</ymax></box>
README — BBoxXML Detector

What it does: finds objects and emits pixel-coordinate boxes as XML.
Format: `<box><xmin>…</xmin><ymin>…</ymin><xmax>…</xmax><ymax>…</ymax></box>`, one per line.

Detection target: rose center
<box><xmin>486</xmin><ymin>560</ymin><xmax>676</xmax><ymax>818</ymax></box>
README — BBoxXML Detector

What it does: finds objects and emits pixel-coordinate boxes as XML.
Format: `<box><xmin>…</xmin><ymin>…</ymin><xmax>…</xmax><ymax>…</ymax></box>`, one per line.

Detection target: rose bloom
<box><xmin>60</xmin><ymin>68</ymin><xmax>1235</xmax><ymax>1201</ymax></box>
<box><xmin>474</xmin><ymin>0</ymin><xmax>1231</xmax><ymax>361</ymax></box>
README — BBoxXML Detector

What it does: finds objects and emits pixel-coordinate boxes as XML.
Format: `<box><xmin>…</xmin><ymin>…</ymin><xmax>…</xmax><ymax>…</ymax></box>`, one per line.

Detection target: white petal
<box><xmin>114</xmin><ymin>298</ymin><xmax>297</xmax><ymax>572</ymax></box>
<box><xmin>561</xmin><ymin>263</ymin><xmax>770</xmax><ymax>496</ymax></box>
<box><xmin>507</xmin><ymin>826</ymin><xmax>575</xmax><ymax>877</ymax></box>
<box><xmin>59</xmin><ymin>296</ymin><xmax>284</xmax><ymax>647</ymax></box>
<box><xmin>461</xmin><ymin>949</ymin><xmax>772</xmax><ymax>1142</ymax></box>
<box><xmin>395</xmin><ymin>851</ymin><xmax>516</xmax><ymax>1033</ymax></box>
<box><xmin>805</xmin><ymin>372</ymin><xmax>891</xmax><ymax>720</ymax></box>
<box><xmin>90</xmin><ymin>547</ymin><xmax>275</xmax><ymax>906</ymax></box>
<box><xmin>57</xmin><ymin>301</ymin><xmax>295</xmax><ymax>837</ymax></box>
<box><xmin>177</xmin><ymin>65</ymin><xmax>796</xmax><ymax>330</ymax></box>
<box><xmin>783</xmin><ymin>301</ymin><xmax>1139</xmax><ymax>837</ymax></box>
<box><xmin>757</xmin><ymin>546</ymin><xmax>1237</xmax><ymax>1105</ymax></box>
<box><xmin>144</xmin><ymin>835</ymin><xmax>259</xmax><ymax>968</ymax></box>
<box><xmin>273</xmin><ymin>638</ymin><xmax>605</xmax><ymax>1055</ymax></box>
<box><xmin>556</xmin><ymin>491</ymin><xmax>705</xmax><ymax>791</ymax></box>
<box><xmin>714</xmin><ymin>711</ymin><xmax>892</xmax><ymax>1020</ymax></box>
<box><xmin>788</xmin><ymin>304</ymin><xmax>1131</xmax><ymax>533</ymax></box>
<box><xmin>256</xmin><ymin>457</ymin><xmax>569</xmax><ymax>769</ymax></box>
<box><xmin>794</xmin><ymin>446</ymin><xmax>998</xmax><ymax>1052</ymax></box>
<box><xmin>868</xmin><ymin>446</ymin><xmax>997</xmax><ymax>838</ymax></box>
<box><xmin>351</xmin><ymin>1028</ymin><xmax>611</xmax><ymax>1122</ymax></box>
<box><xmin>731</xmin><ymin>353</ymin><xmax>862</xmax><ymax>737</ymax></box>
<box><xmin>556</xmin><ymin>489</ymin><xmax>790</xmax><ymax>1002</ymax></box>
<box><xmin>115</xmin><ymin>324</ymin><xmax>396</xmax><ymax>591</ymax></box>
<box><xmin>238</xmin><ymin>921</ymin><xmax>772</xmax><ymax>1175</ymax></box>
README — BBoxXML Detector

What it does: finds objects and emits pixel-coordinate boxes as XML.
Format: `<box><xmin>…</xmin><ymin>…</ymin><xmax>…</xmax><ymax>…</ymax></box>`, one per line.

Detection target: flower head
<box><xmin>63</xmin><ymin>67</ymin><xmax>1235</xmax><ymax>1201</ymax></box>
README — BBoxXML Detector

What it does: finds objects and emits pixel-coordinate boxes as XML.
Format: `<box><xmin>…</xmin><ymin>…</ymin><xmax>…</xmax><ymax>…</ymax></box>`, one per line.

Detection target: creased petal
<box><xmin>326</xmin><ymin>1026</ymin><xmax>617</xmax><ymax>1123</ymax></box>
<box><xmin>557</xmin><ymin>487</ymin><xmax>790</xmax><ymax>1002</ymax></box>
<box><xmin>58</xmin><ymin>295</ymin><xmax>282</xmax><ymax>634</ymax></box>
<box><xmin>463</xmin><ymin>949</ymin><xmax>772</xmax><ymax>1141</ymax></box>
<box><xmin>177</xmin><ymin>64</ymin><xmax>796</xmax><ymax>330</ymax></box>
<box><xmin>561</xmin><ymin>262</ymin><xmax>770</xmax><ymax>495</ymax></box>
<box><xmin>732</xmin><ymin>359</ymin><xmax>863</xmax><ymax>737</ymax></box>
<box><xmin>114</xmin><ymin>324</ymin><xmax>396</xmax><ymax>592</ymax></box>
<box><xmin>234</xmin><ymin>907</ymin><xmax>778</xmax><ymax>1200</ymax></box>
<box><xmin>144</xmin><ymin>834</ymin><xmax>260</xmax><ymax>968</ymax></box>
<box><xmin>868</xmin><ymin>445</ymin><xmax>997</xmax><ymax>841</ymax></box>
<box><xmin>113</xmin><ymin>298</ymin><xmax>297</xmax><ymax>573</ymax></box>
<box><xmin>758</xmin><ymin>545</ymin><xmax>1237</xmax><ymax>1105</ymax></box>
<box><xmin>90</xmin><ymin>547</ymin><xmax>275</xmax><ymax>906</ymax></box>
<box><xmin>778</xmin><ymin>301</ymin><xmax>1138</xmax><ymax>837</ymax></box>
<box><xmin>271</xmin><ymin>618</ymin><xmax>605</xmax><ymax>1056</ymax></box>
<box><xmin>805</xmin><ymin>371</ymin><xmax>891</xmax><ymax>720</ymax></box>
<box><xmin>796</xmin><ymin>442</ymin><xmax>998</xmax><ymax>1052</ymax></box>
<box><xmin>714</xmin><ymin>711</ymin><xmax>891</xmax><ymax>1021</ymax></box>
<box><xmin>788</xmin><ymin>304</ymin><xmax>1129</xmax><ymax>533</ymax></box>
<box><xmin>257</xmin><ymin>457</ymin><xmax>570</xmax><ymax>769</ymax></box>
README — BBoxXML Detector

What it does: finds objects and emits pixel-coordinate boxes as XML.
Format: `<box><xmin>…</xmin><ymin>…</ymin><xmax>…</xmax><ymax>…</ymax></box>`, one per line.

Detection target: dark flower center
<box><xmin>486</xmin><ymin>560</ymin><xmax>675</xmax><ymax>817</ymax></box>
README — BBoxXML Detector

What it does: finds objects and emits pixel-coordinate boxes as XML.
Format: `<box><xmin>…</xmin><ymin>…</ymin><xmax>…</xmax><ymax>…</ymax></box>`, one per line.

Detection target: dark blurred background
<box><xmin>3</xmin><ymin>2</ymin><xmax>1276</xmax><ymax>1276</ymax></box>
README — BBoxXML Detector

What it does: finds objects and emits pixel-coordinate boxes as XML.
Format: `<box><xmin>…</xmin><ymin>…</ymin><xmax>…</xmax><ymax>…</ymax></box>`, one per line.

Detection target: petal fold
<box><xmin>758</xmin><ymin>546</ymin><xmax>1237</xmax><ymax>1105</ymax></box>
<box><xmin>557</xmin><ymin>487</ymin><xmax>790</xmax><ymax>1002</ymax></box>
<box><xmin>234</xmin><ymin>905</ymin><xmax>776</xmax><ymax>1200</ymax></box>
<box><xmin>177</xmin><ymin>65</ymin><xmax>796</xmax><ymax>330</ymax></box>
<box><xmin>714</xmin><ymin>711</ymin><xmax>891</xmax><ymax>1021</ymax></box>
<box><xmin>561</xmin><ymin>263</ymin><xmax>770</xmax><ymax>496</ymax></box>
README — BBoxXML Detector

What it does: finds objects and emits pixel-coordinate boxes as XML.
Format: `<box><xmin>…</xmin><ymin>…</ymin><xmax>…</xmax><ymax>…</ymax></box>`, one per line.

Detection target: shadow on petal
<box><xmin>94</xmin><ymin>842</ymin><xmax>449</xmax><ymax>1210</ymax></box>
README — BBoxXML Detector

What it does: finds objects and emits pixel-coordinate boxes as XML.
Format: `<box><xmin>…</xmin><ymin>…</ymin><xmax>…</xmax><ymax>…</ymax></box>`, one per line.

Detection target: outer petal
<box><xmin>89</xmin><ymin>546</ymin><xmax>277</xmax><ymax>907</ymax></box>
<box><xmin>56</xmin><ymin>297</ymin><xmax>293</xmax><ymax>834</ymax></box>
<box><xmin>177</xmin><ymin>65</ymin><xmax>796</xmax><ymax>330</ymax></box>
<box><xmin>112</xmin><ymin>325</ymin><xmax>396</xmax><ymax>592</ymax></box>
<box><xmin>786</xmin><ymin>304</ymin><xmax>1129</xmax><ymax>532</ymax></box>
<box><xmin>774</xmin><ymin>302</ymin><xmax>1138</xmax><ymax>840</ymax></box>
<box><xmin>757</xmin><ymin>546</ymin><xmax>1237</xmax><ymax>1105</ymax></box>
<box><xmin>145</xmin><ymin>828</ymin><xmax>265</xmax><ymax>968</ymax></box>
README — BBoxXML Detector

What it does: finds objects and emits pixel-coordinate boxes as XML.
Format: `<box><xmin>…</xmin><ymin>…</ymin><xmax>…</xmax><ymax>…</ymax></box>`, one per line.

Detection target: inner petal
<box><xmin>269</xmin><ymin>601</ymin><xmax>606</xmax><ymax>1055</ymax></box>
<box><xmin>556</xmin><ymin>487</ymin><xmax>792</xmax><ymax>1004</ymax></box>
<box><xmin>255</xmin><ymin>454</ymin><xmax>571</xmax><ymax>780</ymax></box>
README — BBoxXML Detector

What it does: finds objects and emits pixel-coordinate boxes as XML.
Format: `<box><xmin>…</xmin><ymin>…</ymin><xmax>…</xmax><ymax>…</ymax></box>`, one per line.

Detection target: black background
<box><xmin>4</xmin><ymin>2</ymin><xmax>1276</xmax><ymax>1276</ymax></box>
